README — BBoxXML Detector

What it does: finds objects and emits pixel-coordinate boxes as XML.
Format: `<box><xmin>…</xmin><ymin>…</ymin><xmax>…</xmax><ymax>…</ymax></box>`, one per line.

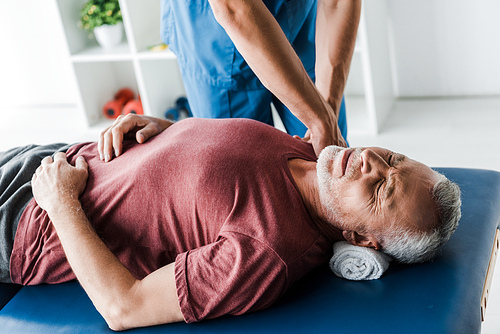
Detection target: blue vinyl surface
<box><xmin>0</xmin><ymin>168</ymin><xmax>499</xmax><ymax>333</ymax></box>
<box><xmin>0</xmin><ymin>283</ymin><xmax>21</xmax><ymax>310</ymax></box>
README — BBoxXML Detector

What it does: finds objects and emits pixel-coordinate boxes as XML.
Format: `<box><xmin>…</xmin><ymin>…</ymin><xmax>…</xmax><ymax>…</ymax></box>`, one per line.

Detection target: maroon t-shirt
<box><xmin>11</xmin><ymin>118</ymin><xmax>331</xmax><ymax>322</ymax></box>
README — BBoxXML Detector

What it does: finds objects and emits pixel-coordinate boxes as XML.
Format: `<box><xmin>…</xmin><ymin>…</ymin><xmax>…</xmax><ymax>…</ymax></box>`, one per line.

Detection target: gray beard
<box><xmin>316</xmin><ymin>146</ymin><xmax>363</xmax><ymax>227</ymax></box>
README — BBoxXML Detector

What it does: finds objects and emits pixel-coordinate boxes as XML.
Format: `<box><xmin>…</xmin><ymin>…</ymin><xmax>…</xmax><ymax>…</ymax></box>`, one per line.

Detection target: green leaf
<box><xmin>78</xmin><ymin>0</ymin><xmax>122</xmax><ymax>32</ymax></box>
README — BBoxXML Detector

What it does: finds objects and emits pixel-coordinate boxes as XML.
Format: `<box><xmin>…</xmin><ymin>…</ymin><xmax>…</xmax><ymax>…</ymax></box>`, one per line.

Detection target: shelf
<box><xmin>55</xmin><ymin>0</ymin><xmax>186</xmax><ymax>127</ymax></box>
<box><xmin>122</xmin><ymin>0</ymin><xmax>163</xmax><ymax>54</ymax></box>
<box><xmin>139</xmin><ymin>59</ymin><xmax>186</xmax><ymax>119</ymax></box>
<box><xmin>343</xmin><ymin>0</ymin><xmax>395</xmax><ymax>135</ymax></box>
<box><xmin>56</xmin><ymin>0</ymin><xmax>98</xmax><ymax>56</ymax></box>
<box><xmin>56</xmin><ymin>0</ymin><xmax>394</xmax><ymax>136</ymax></box>
<box><xmin>73</xmin><ymin>61</ymin><xmax>139</xmax><ymax>125</ymax></box>
<box><xmin>137</xmin><ymin>48</ymin><xmax>177</xmax><ymax>61</ymax></box>
<box><xmin>71</xmin><ymin>41</ymin><xmax>132</xmax><ymax>62</ymax></box>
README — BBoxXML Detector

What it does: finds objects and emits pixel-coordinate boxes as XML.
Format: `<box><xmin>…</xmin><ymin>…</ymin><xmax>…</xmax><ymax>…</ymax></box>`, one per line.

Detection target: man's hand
<box><xmin>98</xmin><ymin>114</ymin><xmax>173</xmax><ymax>162</ymax></box>
<box><xmin>31</xmin><ymin>152</ymin><xmax>88</xmax><ymax>214</ymax></box>
<box><xmin>31</xmin><ymin>152</ymin><xmax>182</xmax><ymax>330</ymax></box>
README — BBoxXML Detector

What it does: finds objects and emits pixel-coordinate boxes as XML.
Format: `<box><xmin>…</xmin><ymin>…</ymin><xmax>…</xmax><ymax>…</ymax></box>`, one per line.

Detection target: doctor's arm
<box><xmin>31</xmin><ymin>153</ymin><xmax>183</xmax><ymax>331</ymax></box>
<box><xmin>208</xmin><ymin>0</ymin><xmax>347</xmax><ymax>154</ymax></box>
<box><xmin>315</xmin><ymin>0</ymin><xmax>361</xmax><ymax>118</ymax></box>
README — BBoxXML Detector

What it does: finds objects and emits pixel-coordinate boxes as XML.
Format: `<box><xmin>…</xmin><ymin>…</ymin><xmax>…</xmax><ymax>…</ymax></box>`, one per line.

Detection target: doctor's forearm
<box><xmin>208</xmin><ymin>0</ymin><xmax>332</xmax><ymax>132</ymax></box>
<box><xmin>315</xmin><ymin>0</ymin><xmax>361</xmax><ymax>113</ymax></box>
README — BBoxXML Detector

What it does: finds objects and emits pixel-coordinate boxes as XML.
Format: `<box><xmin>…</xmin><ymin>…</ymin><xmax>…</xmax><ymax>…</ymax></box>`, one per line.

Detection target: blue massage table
<box><xmin>0</xmin><ymin>168</ymin><xmax>499</xmax><ymax>333</ymax></box>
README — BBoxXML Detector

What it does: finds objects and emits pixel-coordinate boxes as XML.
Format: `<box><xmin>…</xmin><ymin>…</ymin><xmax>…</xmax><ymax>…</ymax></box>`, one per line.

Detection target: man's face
<box><xmin>316</xmin><ymin>146</ymin><xmax>439</xmax><ymax>238</ymax></box>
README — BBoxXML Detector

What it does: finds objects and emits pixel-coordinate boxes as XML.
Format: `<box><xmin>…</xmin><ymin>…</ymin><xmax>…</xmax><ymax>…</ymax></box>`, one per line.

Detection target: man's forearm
<box><xmin>47</xmin><ymin>199</ymin><xmax>183</xmax><ymax>330</ymax></box>
<box><xmin>47</xmin><ymin>199</ymin><xmax>139</xmax><ymax>329</ymax></box>
<box><xmin>315</xmin><ymin>0</ymin><xmax>361</xmax><ymax>113</ymax></box>
<box><xmin>32</xmin><ymin>154</ymin><xmax>182</xmax><ymax>330</ymax></box>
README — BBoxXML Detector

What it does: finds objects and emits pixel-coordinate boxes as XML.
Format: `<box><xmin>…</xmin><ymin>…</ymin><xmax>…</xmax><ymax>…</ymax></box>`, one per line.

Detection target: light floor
<box><xmin>1</xmin><ymin>97</ymin><xmax>499</xmax><ymax>332</ymax></box>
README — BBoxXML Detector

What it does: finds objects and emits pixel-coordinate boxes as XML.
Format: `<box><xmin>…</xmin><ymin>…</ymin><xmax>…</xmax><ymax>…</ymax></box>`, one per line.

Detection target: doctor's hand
<box><xmin>294</xmin><ymin>106</ymin><xmax>347</xmax><ymax>157</ymax></box>
<box><xmin>98</xmin><ymin>114</ymin><xmax>173</xmax><ymax>162</ymax></box>
<box><xmin>32</xmin><ymin>153</ymin><xmax>88</xmax><ymax>214</ymax></box>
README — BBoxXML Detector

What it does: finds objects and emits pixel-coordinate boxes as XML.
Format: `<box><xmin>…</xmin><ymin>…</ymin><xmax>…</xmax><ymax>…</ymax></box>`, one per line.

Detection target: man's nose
<box><xmin>360</xmin><ymin>149</ymin><xmax>389</xmax><ymax>177</ymax></box>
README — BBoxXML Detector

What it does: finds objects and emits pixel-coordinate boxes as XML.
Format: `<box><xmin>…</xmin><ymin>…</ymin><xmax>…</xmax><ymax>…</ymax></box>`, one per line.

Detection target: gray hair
<box><xmin>381</xmin><ymin>172</ymin><xmax>462</xmax><ymax>264</ymax></box>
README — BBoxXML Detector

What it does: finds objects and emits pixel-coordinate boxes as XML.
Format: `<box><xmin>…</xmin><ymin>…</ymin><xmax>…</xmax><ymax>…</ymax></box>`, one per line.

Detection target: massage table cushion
<box><xmin>0</xmin><ymin>168</ymin><xmax>498</xmax><ymax>333</ymax></box>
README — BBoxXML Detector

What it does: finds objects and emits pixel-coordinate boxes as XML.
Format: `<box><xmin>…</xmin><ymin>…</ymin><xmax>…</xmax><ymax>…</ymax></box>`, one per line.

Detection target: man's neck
<box><xmin>287</xmin><ymin>158</ymin><xmax>345</xmax><ymax>242</ymax></box>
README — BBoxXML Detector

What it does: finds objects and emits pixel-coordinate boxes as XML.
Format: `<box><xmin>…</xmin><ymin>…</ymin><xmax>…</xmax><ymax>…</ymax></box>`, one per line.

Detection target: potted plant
<box><xmin>78</xmin><ymin>0</ymin><xmax>123</xmax><ymax>49</ymax></box>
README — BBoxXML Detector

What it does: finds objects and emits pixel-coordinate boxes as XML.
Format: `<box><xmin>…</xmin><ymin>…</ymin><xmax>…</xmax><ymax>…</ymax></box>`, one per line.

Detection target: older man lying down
<box><xmin>0</xmin><ymin>115</ymin><xmax>460</xmax><ymax>331</ymax></box>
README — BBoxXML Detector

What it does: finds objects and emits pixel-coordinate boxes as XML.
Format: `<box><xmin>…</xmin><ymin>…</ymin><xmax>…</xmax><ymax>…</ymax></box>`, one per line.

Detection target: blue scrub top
<box><xmin>161</xmin><ymin>0</ymin><xmax>348</xmax><ymax>141</ymax></box>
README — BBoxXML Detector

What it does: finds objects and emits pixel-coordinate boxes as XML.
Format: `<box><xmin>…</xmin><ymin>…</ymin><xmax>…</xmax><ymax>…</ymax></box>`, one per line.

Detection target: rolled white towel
<box><xmin>329</xmin><ymin>241</ymin><xmax>392</xmax><ymax>281</ymax></box>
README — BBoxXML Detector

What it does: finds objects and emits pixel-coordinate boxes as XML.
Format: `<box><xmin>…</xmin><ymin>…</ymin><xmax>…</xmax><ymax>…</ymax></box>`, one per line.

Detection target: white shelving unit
<box><xmin>55</xmin><ymin>0</ymin><xmax>393</xmax><ymax>136</ymax></box>
<box><xmin>54</xmin><ymin>0</ymin><xmax>186</xmax><ymax>129</ymax></box>
<box><xmin>345</xmin><ymin>0</ymin><xmax>395</xmax><ymax>135</ymax></box>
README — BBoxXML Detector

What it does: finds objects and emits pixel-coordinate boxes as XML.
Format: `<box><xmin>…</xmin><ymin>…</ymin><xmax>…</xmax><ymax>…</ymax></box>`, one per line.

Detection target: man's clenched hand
<box><xmin>32</xmin><ymin>152</ymin><xmax>88</xmax><ymax>214</ymax></box>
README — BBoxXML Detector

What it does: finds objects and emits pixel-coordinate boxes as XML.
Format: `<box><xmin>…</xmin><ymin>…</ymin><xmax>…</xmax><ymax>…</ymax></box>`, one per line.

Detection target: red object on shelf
<box><xmin>122</xmin><ymin>95</ymin><xmax>143</xmax><ymax>115</ymax></box>
<box><xmin>102</xmin><ymin>88</ymin><xmax>135</xmax><ymax>119</ymax></box>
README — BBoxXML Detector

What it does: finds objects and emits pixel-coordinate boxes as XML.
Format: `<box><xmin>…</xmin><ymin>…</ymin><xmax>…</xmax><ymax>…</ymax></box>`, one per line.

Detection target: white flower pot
<box><xmin>94</xmin><ymin>22</ymin><xmax>123</xmax><ymax>49</ymax></box>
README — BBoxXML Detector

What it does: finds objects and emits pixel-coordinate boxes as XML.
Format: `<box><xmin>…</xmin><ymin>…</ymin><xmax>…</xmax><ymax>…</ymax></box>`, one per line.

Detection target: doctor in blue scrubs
<box><xmin>98</xmin><ymin>1</ymin><xmax>360</xmax><ymax>160</ymax></box>
<box><xmin>161</xmin><ymin>0</ymin><xmax>360</xmax><ymax>152</ymax></box>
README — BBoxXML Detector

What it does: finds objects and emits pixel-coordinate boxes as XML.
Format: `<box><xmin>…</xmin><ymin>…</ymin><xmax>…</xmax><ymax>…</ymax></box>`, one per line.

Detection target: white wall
<box><xmin>1</xmin><ymin>0</ymin><xmax>499</xmax><ymax>109</ymax></box>
<box><xmin>387</xmin><ymin>0</ymin><xmax>500</xmax><ymax>97</ymax></box>
<box><xmin>0</xmin><ymin>0</ymin><xmax>77</xmax><ymax>107</ymax></box>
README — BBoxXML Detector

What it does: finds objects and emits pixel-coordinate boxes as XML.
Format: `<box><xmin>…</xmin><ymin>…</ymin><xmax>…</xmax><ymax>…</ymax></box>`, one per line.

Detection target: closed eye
<box><xmin>376</xmin><ymin>154</ymin><xmax>393</xmax><ymax>201</ymax></box>
<box><xmin>376</xmin><ymin>179</ymin><xmax>385</xmax><ymax>197</ymax></box>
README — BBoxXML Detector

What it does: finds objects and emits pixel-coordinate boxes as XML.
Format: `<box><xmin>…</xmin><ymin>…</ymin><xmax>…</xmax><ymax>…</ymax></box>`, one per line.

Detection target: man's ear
<box><xmin>342</xmin><ymin>230</ymin><xmax>381</xmax><ymax>250</ymax></box>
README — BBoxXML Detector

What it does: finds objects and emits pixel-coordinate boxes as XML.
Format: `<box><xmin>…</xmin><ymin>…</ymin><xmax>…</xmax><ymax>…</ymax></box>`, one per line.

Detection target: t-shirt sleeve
<box><xmin>174</xmin><ymin>233</ymin><xmax>287</xmax><ymax>323</ymax></box>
